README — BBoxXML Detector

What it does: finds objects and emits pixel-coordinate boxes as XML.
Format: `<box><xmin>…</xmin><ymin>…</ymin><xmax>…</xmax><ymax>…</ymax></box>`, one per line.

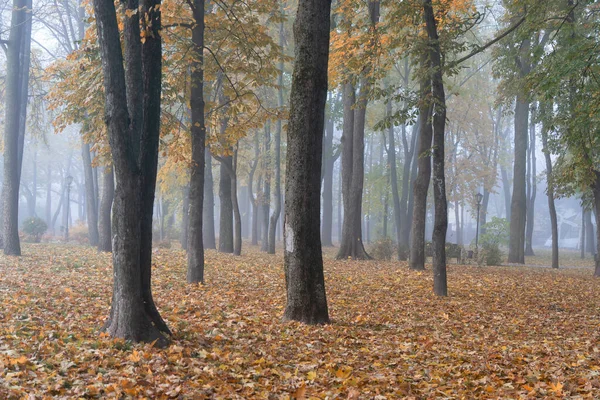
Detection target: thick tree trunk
<box><xmin>387</xmin><ymin>102</ymin><xmax>402</xmax><ymax>256</ymax></box>
<box><xmin>508</xmin><ymin>39</ymin><xmax>530</xmax><ymax>264</ymax></box>
<box><xmin>585</xmin><ymin>210</ymin><xmax>595</xmax><ymax>255</ymax></box>
<box><xmin>203</xmin><ymin>148</ymin><xmax>216</xmax><ymax>249</ymax></box>
<box><xmin>93</xmin><ymin>0</ymin><xmax>169</xmax><ymax>345</ymax></box>
<box><xmin>218</xmin><ymin>156</ymin><xmax>234</xmax><ymax>253</ymax></box>
<box><xmin>98</xmin><ymin>167</ymin><xmax>114</xmax><ymax>252</ymax></box>
<box><xmin>3</xmin><ymin>0</ymin><xmax>32</xmax><ymax>256</ymax></box>
<box><xmin>187</xmin><ymin>0</ymin><xmax>206</xmax><ymax>283</ymax></box>
<box><xmin>283</xmin><ymin>0</ymin><xmax>331</xmax><ymax>324</ymax></box>
<box><xmin>508</xmin><ymin>96</ymin><xmax>528</xmax><ymax>263</ymax></box>
<box><xmin>82</xmin><ymin>141</ymin><xmax>99</xmax><ymax>246</ymax></box>
<box><xmin>409</xmin><ymin>60</ymin><xmax>433</xmax><ymax>271</ymax></box>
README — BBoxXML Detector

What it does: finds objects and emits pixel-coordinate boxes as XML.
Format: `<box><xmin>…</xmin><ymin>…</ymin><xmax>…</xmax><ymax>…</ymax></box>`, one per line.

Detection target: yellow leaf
<box><xmin>307</xmin><ymin>370</ymin><xmax>317</xmax><ymax>380</ymax></box>
<box><xmin>293</xmin><ymin>384</ymin><xmax>306</xmax><ymax>399</ymax></box>
<box><xmin>336</xmin><ymin>366</ymin><xmax>353</xmax><ymax>379</ymax></box>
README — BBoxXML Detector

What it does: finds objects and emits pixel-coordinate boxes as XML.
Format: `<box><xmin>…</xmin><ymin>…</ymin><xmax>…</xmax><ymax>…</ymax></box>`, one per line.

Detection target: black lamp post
<box><xmin>65</xmin><ymin>175</ymin><xmax>73</xmax><ymax>241</ymax></box>
<box><xmin>475</xmin><ymin>192</ymin><xmax>483</xmax><ymax>250</ymax></box>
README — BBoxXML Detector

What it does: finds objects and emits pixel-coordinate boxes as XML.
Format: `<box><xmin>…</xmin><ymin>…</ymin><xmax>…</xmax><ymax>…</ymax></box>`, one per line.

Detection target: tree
<box><xmin>539</xmin><ymin>102</ymin><xmax>558</xmax><ymax>268</ymax></box>
<box><xmin>2</xmin><ymin>0</ymin><xmax>33</xmax><ymax>256</ymax></box>
<box><xmin>283</xmin><ymin>0</ymin><xmax>331</xmax><ymax>324</ymax></box>
<box><xmin>98</xmin><ymin>166</ymin><xmax>114</xmax><ymax>252</ymax></box>
<box><xmin>424</xmin><ymin>0</ymin><xmax>449</xmax><ymax>296</ymax></box>
<box><xmin>92</xmin><ymin>0</ymin><xmax>170</xmax><ymax>345</ymax></box>
<box><xmin>336</xmin><ymin>1</ymin><xmax>380</xmax><ymax>260</ymax></box>
<box><xmin>187</xmin><ymin>0</ymin><xmax>206</xmax><ymax>283</ymax></box>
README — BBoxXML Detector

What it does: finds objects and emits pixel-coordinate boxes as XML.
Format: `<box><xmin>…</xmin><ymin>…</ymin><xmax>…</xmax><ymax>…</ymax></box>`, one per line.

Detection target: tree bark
<box><xmin>424</xmin><ymin>0</ymin><xmax>448</xmax><ymax>296</ymax></box>
<box><xmin>508</xmin><ymin>38</ymin><xmax>530</xmax><ymax>264</ymax></box>
<box><xmin>2</xmin><ymin>0</ymin><xmax>32</xmax><ymax>256</ymax></box>
<box><xmin>203</xmin><ymin>147</ymin><xmax>216</xmax><ymax>249</ymax></box>
<box><xmin>45</xmin><ymin>162</ymin><xmax>52</xmax><ymax>226</ymax></box>
<box><xmin>93</xmin><ymin>0</ymin><xmax>169</xmax><ymax>345</ymax></box>
<box><xmin>525</xmin><ymin>105</ymin><xmax>536</xmax><ymax>256</ymax></box>
<box><xmin>268</xmin><ymin>17</ymin><xmax>284</xmax><ymax>254</ymax></box>
<box><xmin>261</xmin><ymin>122</ymin><xmax>271</xmax><ymax>252</ymax></box>
<box><xmin>98</xmin><ymin>166</ymin><xmax>114</xmax><ymax>252</ymax></box>
<box><xmin>187</xmin><ymin>0</ymin><xmax>206</xmax><ymax>283</ymax></box>
<box><xmin>218</xmin><ymin>155</ymin><xmax>234</xmax><ymax>254</ymax></box>
<box><xmin>283</xmin><ymin>0</ymin><xmax>331</xmax><ymax>324</ymax></box>
<box><xmin>248</xmin><ymin>131</ymin><xmax>260</xmax><ymax>246</ymax></box>
<box><xmin>82</xmin><ymin>140</ymin><xmax>99</xmax><ymax>246</ymax></box>
<box><xmin>409</xmin><ymin>58</ymin><xmax>433</xmax><ymax>271</ymax></box>
<box><xmin>540</xmin><ymin>103</ymin><xmax>558</xmax><ymax>268</ymax></box>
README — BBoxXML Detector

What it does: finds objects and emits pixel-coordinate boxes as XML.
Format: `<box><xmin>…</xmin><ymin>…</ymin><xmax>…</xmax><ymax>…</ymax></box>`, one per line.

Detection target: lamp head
<box><xmin>476</xmin><ymin>192</ymin><xmax>483</xmax><ymax>205</ymax></box>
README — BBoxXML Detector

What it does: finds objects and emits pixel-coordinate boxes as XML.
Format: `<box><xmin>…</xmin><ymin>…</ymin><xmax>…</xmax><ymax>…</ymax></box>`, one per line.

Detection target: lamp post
<box><xmin>65</xmin><ymin>175</ymin><xmax>73</xmax><ymax>241</ymax></box>
<box><xmin>475</xmin><ymin>192</ymin><xmax>483</xmax><ymax>251</ymax></box>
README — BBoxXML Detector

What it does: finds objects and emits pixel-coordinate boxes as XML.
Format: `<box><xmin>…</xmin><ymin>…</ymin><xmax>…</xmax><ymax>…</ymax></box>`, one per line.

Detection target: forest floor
<box><xmin>1</xmin><ymin>244</ymin><xmax>599</xmax><ymax>399</ymax></box>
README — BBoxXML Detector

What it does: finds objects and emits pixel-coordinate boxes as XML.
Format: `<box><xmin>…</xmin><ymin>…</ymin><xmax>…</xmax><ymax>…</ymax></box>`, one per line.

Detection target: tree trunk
<box><xmin>525</xmin><ymin>105</ymin><xmax>536</xmax><ymax>256</ymax></box>
<box><xmin>180</xmin><ymin>185</ymin><xmax>189</xmax><ymax>250</ymax></box>
<box><xmin>387</xmin><ymin>102</ymin><xmax>402</xmax><ymax>255</ymax></box>
<box><xmin>93</xmin><ymin>0</ymin><xmax>169</xmax><ymax>345</ymax></box>
<box><xmin>2</xmin><ymin>0</ymin><xmax>32</xmax><ymax>256</ymax></box>
<box><xmin>187</xmin><ymin>0</ymin><xmax>206</xmax><ymax>283</ymax></box>
<box><xmin>98</xmin><ymin>166</ymin><xmax>114</xmax><ymax>252</ymax></box>
<box><xmin>45</xmin><ymin>162</ymin><xmax>52</xmax><ymax>226</ymax></box>
<box><xmin>82</xmin><ymin>140</ymin><xmax>100</xmax><ymax>246</ymax></box>
<box><xmin>203</xmin><ymin>147</ymin><xmax>216</xmax><ymax>249</ymax></box>
<box><xmin>409</xmin><ymin>59</ymin><xmax>433</xmax><ymax>271</ymax></box>
<box><xmin>261</xmin><ymin>122</ymin><xmax>271</xmax><ymax>252</ymax></box>
<box><xmin>283</xmin><ymin>0</ymin><xmax>331</xmax><ymax>324</ymax></box>
<box><xmin>424</xmin><ymin>0</ymin><xmax>448</xmax><ymax>296</ymax></box>
<box><xmin>249</xmin><ymin>131</ymin><xmax>260</xmax><ymax>246</ymax></box>
<box><xmin>508</xmin><ymin>38</ymin><xmax>530</xmax><ymax>264</ymax></box>
<box><xmin>218</xmin><ymin>156</ymin><xmax>234</xmax><ymax>253</ymax></box>
<box><xmin>540</xmin><ymin>103</ymin><xmax>558</xmax><ymax>268</ymax></box>
<box><xmin>268</xmin><ymin>17</ymin><xmax>284</xmax><ymax>254</ymax></box>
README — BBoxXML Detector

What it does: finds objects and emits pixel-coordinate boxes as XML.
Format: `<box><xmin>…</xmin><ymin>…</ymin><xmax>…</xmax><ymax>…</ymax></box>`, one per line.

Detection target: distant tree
<box><xmin>283</xmin><ymin>0</ymin><xmax>331</xmax><ymax>324</ymax></box>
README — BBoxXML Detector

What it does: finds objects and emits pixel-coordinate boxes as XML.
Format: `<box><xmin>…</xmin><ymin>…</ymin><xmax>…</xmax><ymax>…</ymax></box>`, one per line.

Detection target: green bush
<box><xmin>22</xmin><ymin>217</ymin><xmax>48</xmax><ymax>243</ymax></box>
<box><xmin>369</xmin><ymin>238</ymin><xmax>396</xmax><ymax>260</ymax></box>
<box><xmin>478</xmin><ymin>217</ymin><xmax>509</xmax><ymax>266</ymax></box>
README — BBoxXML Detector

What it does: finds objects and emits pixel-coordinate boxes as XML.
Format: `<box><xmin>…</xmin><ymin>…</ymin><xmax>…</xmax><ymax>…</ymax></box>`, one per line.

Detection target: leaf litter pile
<box><xmin>1</xmin><ymin>244</ymin><xmax>600</xmax><ymax>399</ymax></box>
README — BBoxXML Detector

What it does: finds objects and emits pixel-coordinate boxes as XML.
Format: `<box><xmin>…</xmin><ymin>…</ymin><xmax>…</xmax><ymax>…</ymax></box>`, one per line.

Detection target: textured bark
<box><xmin>187</xmin><ymin>0</ymin><xmax>206</xmax><ymax>283</ymax></box>
<box><xmin>283</xmin><ymin>0</ymin><xmax>331</xmax><ymax>324</ymax></box>
<box><xmin>508</xmin><ymin>38</ymin><xmax>530</xmax><ymax>264</ymax></box>
<box><xmin>2</xmin><ymin>0</ymin><xmax>32</xmax><ymax>256</ymax></box>
<box><xmin>424</xmin><ymin>0</ymin><xmax>448</xmax><ymax>296</ymax></box>
<box><xmin>540</xmin><ymin>103</ymin><xmax>558</xmax><ymax>268</ymax></box>
<box><xmin>203</xmin><ymin>148</ymin><xmax>216</xmax><ymax>249</ymax></box>
<box><xmin>409</xmin><ymin>59</ymin><xmax>433</xmax><ymax>271</ymax></box>
<box><xmin>93</xmin><ymin>0</ymin><xmax>169</xmax><ymax>345</ymax></box>
<box><xmin>82</xmin><ymin>141</ymin><xmax>99</xmax><ymax>246</ymax></box>
<box><xmin>98</xmin><ymin>167</ymin><xmax>114</xmax><ymax>252</ymax></box>
<box><xmin>386</xmin><ymin>102</ymin><xmax>401</xmax><ymax>254</ymax></box>
<box><xmin>501</xmin><ymin>166</ymin><xmax>511</xmax><ymax>221</ymax></box>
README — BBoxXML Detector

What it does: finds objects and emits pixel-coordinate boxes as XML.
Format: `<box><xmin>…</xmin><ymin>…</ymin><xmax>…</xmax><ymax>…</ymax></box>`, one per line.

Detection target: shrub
<box><xmin>154</xmin><ymin>240</ymin><xmax>172</xmax><ymax>249</ymax></box>
<box><xmin>69</xmin><ymin>223</ymin><xmax>90</xmax><ymax>245</ymax></box>
<box><xmin>369</xmin><ymin>238</ymin><xmax>396</xmax><ymax>260</ymax></box>
<box><xmin>22</xmin><ymin>217</ymin><xmax>48</xmax><ymax>243</ymax></box>
<box><xmin>477</xmin><ymin>217</ymin><xmax>509</xmax><ymax>266</ymax></box>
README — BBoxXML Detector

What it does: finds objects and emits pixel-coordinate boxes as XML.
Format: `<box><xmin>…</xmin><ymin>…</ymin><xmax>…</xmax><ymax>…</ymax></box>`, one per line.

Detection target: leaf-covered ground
<box><xmin>1</xmin><ymin>244</ymin><xmax>600</xmax><ymax>399</ymax></box>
